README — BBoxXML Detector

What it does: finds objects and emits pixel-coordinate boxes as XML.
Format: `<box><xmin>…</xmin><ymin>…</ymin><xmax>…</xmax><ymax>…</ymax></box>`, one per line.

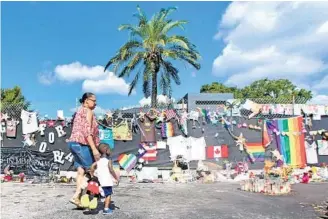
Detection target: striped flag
<box><xmin>165</xmin><ymin>109</ymin><xmax>177</xmax><ymax>121</ymax></box>
<box><xmin>245</xmin><ymin>122</ymin><xmax>272</xmax><ymax>163</ymax></box>
<box><xmin>139</xmin><ymin>143</ymin><xmax>157</xmax><ymax>161</ymax></box>
<box><xmin>137</xmin><ymin>143</ymin><xmax>147</xmax><ymax>158</ymax></box>
<box><xmin>118</xmin><ymin>154</ymin><xmax>137</xmax><ymax>172</ymax></box>
<box><xmin>262</xmin><ymin>122</ymin><xmax>271</xmax><ymax>147</ymax></box>
<box><xmin>245</xmin><ymin>142</ymin><xmax>265</xmax><ymax>162</ymax></box>
<box><xmin>206</xmin><ymin>145</ymin><xmax>228</xmax><ymax>159</ymax></box>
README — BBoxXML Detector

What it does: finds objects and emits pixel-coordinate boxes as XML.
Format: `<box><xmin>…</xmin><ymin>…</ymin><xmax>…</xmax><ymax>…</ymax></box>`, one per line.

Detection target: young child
<box><xmin>90</xmin><ymin>143</ymin><xmax>119</xmax><ymax>215</ymax></box>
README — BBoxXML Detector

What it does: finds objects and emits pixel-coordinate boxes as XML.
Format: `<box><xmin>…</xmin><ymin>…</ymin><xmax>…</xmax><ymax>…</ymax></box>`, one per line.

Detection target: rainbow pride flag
<box><xmin>161</xmin><ymin>122</ymin><xmax>174</xmax><ymax>138</ymax></box>
<box><xmin>271</xmin><ymin>116</ymin><xmax>306</xmax><ymax>167</ymax></box>
<box><xmin>118</xmin><ymin>154</ymin><xmax>137</xmax><ymax>172</ymax></box>
<box><xmin>245</xmin><ymin>122</ymin><xmax>271</xmax><ymax>163</ymax></box>
<box><xmin>246</xmin><ymin>142</ymin><xmax>265</xmax><ymax>162</ymax></box>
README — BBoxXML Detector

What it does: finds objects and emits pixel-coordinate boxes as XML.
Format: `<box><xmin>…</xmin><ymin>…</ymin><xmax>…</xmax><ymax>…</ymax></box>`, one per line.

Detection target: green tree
<box><xmin>104</xmin><ymin>6</ymin><xmax>201</xmax><ymax>107</ymax></box>
<box><xmin>200</xmin><ymin>79</ymin><xmax>312</xmax><ymax>103</ymax></box>
<box><xmin>1</xmin><ymin>86</ymin><xmax>30</xmax><ymax>117</ymax></box>
<box><xmin>200</xmin><ymin>82</ymin><xmax>241</xmax><ymax>97</ymax></box>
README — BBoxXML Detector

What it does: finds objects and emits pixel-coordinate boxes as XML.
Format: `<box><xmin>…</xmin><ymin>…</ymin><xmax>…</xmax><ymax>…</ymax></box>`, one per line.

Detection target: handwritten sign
<box><xmin>0</xmin><ymin>147</ymin><xmax>29</xmax><ymax>174</ymax></box>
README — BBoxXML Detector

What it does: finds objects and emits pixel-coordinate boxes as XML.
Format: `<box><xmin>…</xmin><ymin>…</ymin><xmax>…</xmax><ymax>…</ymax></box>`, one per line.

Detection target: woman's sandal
<box><xmin>69</xmin><ymin>197</ymin><xmax>83</xmax><ymax>209</ymax></box>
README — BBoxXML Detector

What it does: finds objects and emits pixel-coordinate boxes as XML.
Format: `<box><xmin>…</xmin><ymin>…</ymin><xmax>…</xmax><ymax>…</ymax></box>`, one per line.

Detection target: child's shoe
<box><xmin>103</xmin><ymin>208</ymin><xmax>113</xmax><ymax>215</ymax></box>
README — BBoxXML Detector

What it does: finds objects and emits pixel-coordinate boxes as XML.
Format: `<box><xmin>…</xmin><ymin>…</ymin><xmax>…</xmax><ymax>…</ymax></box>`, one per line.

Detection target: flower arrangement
<box><xmin>18</xmin><ymin>172</ymin><xmax>25</xmax><ymax>182</ymax></box>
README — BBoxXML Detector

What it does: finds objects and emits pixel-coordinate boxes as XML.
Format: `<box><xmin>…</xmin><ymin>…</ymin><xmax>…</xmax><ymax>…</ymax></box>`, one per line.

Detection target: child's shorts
<box><xmin>102</xmin><ymin>186</ymin><xmax>113</xmax><ymax>197</ymax></box>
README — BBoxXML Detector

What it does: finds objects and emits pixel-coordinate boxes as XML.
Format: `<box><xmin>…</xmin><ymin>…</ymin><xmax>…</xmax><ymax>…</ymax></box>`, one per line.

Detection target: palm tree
<box><xmin>104</xmin><ymin>6</ymin><xmax>201</xmax><ymax>107</ymax></box>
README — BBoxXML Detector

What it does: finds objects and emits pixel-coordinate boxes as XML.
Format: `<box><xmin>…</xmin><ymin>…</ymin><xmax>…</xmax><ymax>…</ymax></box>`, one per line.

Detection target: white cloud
<box><xmin>38</xmin><ymin>71</ymin><xmax>56</xmax><ymax>85</ymax></box>
<box><xmin>213</xmin><ymin>2</ymin><xmax>328</xmax><ymax>90</ymax></box>
<box><xmin>309</xmin><ymin>95</ymin><xmax>328</xmax><ymax>105</ymax></box>
<box><xmin>55</xmin><ymin>62</ymin><xmax>106</xmax><ymax>82</ymax></box>
<box><xmin>82</xmin><ymin>71</ymin><xmax>133</xmax><ymax>95</ymax></box>
<box><xmin>41</xmin><ymin>62</ymin><xmax>132</xmax><ymax>95</ymax></box>
<box><xmin>37</xmin><ymin>61</ymin><xmax>56</xmax><ymax>85</ymax></box>
<box><xmin>139</xmin><ymin>95</ymin><xmax>175</xmax><ymax>107</ymax></box>
<box><xmin>317</xmin><ymin>21</ymin><xmax>328</xmax><ymax>34</ymax></box>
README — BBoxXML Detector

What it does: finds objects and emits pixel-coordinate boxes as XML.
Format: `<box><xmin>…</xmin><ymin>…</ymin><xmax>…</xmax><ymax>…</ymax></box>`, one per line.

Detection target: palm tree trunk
<box><xmin>151</xmin><ymin>70</ymin><xmax>158</xmax><ymax>108</ymax></box>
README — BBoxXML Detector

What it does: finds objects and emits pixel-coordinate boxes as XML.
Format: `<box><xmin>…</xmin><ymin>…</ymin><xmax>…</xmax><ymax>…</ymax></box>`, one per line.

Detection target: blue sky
<box><xmin>2</xmin><ymin>2</ymin><xmax>328</xmax><ymax>117</ymax></box>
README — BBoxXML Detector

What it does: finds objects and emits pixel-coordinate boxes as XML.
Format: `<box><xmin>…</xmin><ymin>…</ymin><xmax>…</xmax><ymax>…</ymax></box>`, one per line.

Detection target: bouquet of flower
<box><xmin>18</xmin><ymin>172</ymin><xmax>25</xmax><ymax>182</ymax></box>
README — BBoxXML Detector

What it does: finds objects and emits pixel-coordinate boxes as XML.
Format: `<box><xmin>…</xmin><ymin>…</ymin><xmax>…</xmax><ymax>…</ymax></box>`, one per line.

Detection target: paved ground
<box><xmin>1</xmin><ymin>182</ymin><xmax>327</xmax><ymax>219</ymax></box>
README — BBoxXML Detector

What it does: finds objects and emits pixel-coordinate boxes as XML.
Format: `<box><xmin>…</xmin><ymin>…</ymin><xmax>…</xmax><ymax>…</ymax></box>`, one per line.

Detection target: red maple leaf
<box><xmin>215</xmin><ymin>148</ymin><xmax>221</xmax><ymax>155</ymax></box>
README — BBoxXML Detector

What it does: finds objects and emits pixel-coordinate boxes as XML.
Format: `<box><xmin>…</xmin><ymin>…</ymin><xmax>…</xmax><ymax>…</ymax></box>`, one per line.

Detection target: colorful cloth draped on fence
<box><xmin>245</xmin><ymin>123</ymin><xmax>271</xmax><ymax>162</ymax></box>
<box><xmin>268</xmin><ymin>116</ymin><xmax>306</xmax><ymax>167</ymax></box>
<box><xmin>161</xmin><ymin>122</ymin><xmax>174</xmax><ymax>138</ymax></box>
<box><xmin>118</xmin><ymin>154</ymin><xmax>137</xmax><ymax>172</ymax></box>
<box><xmin>245</xmin><ymin>142</ymin><xmax>265</xmax><ymax>162</ymax></box>
<box><xmin>99</xmin><ymin>126</ymin><xmax>114</xmax><ymax>149</ymax></box>
<box><xmin>139</xmin><ymin>143</ymin><xmax>157</xmax><ymax>161</ymax></box>
<box><xmin>262</xmin><ymin>124</ymin><xmax>271</xmax><ymax>148</ymax></box>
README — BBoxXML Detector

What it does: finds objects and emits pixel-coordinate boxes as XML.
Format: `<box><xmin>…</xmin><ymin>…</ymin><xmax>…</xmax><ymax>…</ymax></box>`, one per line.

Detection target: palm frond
<box><xmin>160</xmin><ymin>71</ymin><xmax>172</xmax><ymax>97</ymax></box>
<box><xmin>161</xmin><ymin>49</ymin><xmax>178</xmax><ymax>59</ymax></box>
<box><xmin>134</xmin><ymin>5</ymin><xmax>148</xmax><ymax>26</ymax></box>
<box><xmin>161</xmin><ymin>60</ymin><xmax>181</xmax><ymax>85</ymax></box>
<box><xmin>104</xmin><ymin>54</ymin><xmax>120</xmax><ymax>71</ymax></box>
<box><xmin>104</xmin><ymin>40</ymin><xmax>143</xmax><ymax>72</ymax></box>
<box><xmin>119</xmin><ymin>24</ymin><xmax>145</xmax><ymax>39</ymax></box>
<box><xmin>118</xmin><ymin>52</ymin><xmax>145</xmax><ymax>78</ymax></box>
<box><xmin>118</xmin><ymin>24</ymin><xmax>138</xmax><ymax>32</ymax></box>
<box><xmin>165</xmin><ymin>35</ymin><xmax>191</xmax><ymax>49</ymax></box>
<box><xmin>158</xmin><ymin>7</ymin><xmax>178</xmax><ymax>22</ymax></box>
<box><xmin>176</xmin><ymin>54</ymin><xmax>201</xmax><ymax>70</ymax></box>
<box><xmin>119</xmin><ymin>40</ymin><xmax>143</xmax><ymax>53</ymax></box>
<box><xmin>128</xmin><ymin>71</ymin><xmax>141</xmax><ymax>95</ymax></box>
<box><xmin>169</xmin><ymin>45</ymin><xmax>201</xmax><ymax>61</ymax></box>
<box><xmin>105</xmin><ymin>51</ymin><xmax>134</xmax><ymax>73</ymax></box>
<box><xmin>161</xmin><ymin>20</ymin><xmax>187</xmax><ymax>35</ymax></box>
<box><xmin>162</xmin><ymin>46</ymin><xmax>201</xmax><ymax>70</ymax></box>
<box><xmin>155</xmin><ymin>8</ymin><xmax>167</xmax><ymax>22</ymax></box>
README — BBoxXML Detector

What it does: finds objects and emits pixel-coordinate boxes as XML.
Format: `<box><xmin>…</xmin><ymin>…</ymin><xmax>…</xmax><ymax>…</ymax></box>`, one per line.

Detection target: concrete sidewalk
<box><xmin>1</xmin><ymin>182</ymin><xmax>327</xmax><ymax>219</ymax></box>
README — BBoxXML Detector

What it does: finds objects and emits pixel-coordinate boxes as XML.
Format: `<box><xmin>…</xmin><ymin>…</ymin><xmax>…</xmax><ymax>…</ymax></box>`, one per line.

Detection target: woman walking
<box><xmin>67</xmin><ymin>92</ymin><xmax>100</xmax><ymax>207</ymax></box>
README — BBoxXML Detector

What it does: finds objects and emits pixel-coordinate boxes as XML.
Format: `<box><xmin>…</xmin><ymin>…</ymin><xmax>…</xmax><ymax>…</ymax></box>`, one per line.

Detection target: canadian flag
<box><xmin>139</xmin><ymin>143</ymin><xmax>157</xmax><ymax>161</ymax></box>
<box><xmin>206</xmin><ymin>145</ymin><xmax>228</xmax><ymax>159</ymax></box>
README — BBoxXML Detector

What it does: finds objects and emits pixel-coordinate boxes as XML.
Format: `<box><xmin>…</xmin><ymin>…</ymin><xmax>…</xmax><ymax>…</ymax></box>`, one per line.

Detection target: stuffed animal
<box><xmin>80</xmin><ymin>174</ymin><xmax>100</xmax><ymax>210</ymax></box>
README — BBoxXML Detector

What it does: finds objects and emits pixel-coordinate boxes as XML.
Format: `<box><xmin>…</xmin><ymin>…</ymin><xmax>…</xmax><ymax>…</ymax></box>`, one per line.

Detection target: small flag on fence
<box><xmin>206</xmin><ymin>145</ymin><xmax>228</xmax><ymax>159</ymax></box>
<box><xmin>139</xmin><ymin>143</ymin><xmax>157</xmax><ymax>161</ymax></box>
